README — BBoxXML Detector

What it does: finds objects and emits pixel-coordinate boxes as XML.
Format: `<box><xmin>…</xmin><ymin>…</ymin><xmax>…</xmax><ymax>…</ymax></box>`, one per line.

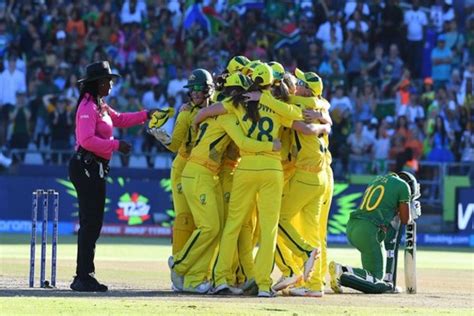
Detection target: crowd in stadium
<box><xmin>0</xmin><ymin>0</ymin><xmax>472</xmax><ymax>174</ymax></box>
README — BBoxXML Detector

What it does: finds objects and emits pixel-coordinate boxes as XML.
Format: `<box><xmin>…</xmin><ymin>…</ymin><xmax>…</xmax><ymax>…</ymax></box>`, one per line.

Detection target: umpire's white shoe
<box><xmin>168</xmin><ymin>256</ymin><xmax>183</xmax><ymax>291</ymax></box>
<box><xmin>288</xmin><ymin>287</ymin><xmax>324</xmax><ymax>297</ymax></box>
<box><xmin>210</xmin><ymin>283</ymin><xmax>243</xmax><ymax>295</ymax></box>
<box><xmin>272</xmin><ymin>275</ymin><xmax>302</xmax><ymax>292</ymax></box>
<box><xmin>303</xmin><ymin>248</ymin><xmax>320</xmax><ymax>281</ymax></box>
<box><xmin>329</xmin><ymin>261</ymin><xmax>343</xmax><ymax>294</ymax></box>
<box><xmin>183</xmin><ymin>281</ymin><xmax>212</xmax><ymax>294</ymax></box>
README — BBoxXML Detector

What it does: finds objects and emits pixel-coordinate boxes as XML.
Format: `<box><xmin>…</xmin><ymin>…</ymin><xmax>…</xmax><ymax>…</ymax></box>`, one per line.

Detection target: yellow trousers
<box><xmin>278</xmin><ymin>169</ymin><xmax>326</xmax><ymax>291</ymax></box>
<box><xmin>173</xmin><ymin>162</ymin><xmax>224</xmax><ymax>288</ymax></box>
<box><xmin>319</xmin><ymin>166</ymin><xmax>334</xmax><ymax>281</ymax></box>
<box><xmin>214</xmin><ymin>156</ymin><xmax>283</xmax><ymax>292</ymax></box>
<box><xmin>171</xmin><ymin>155</ymin><xmax>194</xmax><ymax>255</ymax></box>
<box><xmin>275</xmin><ymin>165</ymin><xmax>302</xmax><ymax>277</ymax></box>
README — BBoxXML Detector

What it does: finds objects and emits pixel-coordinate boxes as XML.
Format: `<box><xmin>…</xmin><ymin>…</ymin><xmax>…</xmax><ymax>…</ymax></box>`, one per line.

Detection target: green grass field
<box><xmin>1</xmin><ymin>234</ymin><xmax>473</xmax><ymax>315</ymax></box>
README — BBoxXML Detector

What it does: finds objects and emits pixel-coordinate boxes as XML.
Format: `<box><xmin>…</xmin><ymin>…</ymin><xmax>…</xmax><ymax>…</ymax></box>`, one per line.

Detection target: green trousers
<box><xmin>346</xmin><ymin>218</ymin><xmax>386</xmax><ymax>280</ymax></box>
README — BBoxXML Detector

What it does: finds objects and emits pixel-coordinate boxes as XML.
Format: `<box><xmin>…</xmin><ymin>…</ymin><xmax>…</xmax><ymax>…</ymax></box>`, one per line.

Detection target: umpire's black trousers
<box><xmin>68</xmin><ymin>153</ymin><xmax>107</xmax><ymax>278</ymax></box>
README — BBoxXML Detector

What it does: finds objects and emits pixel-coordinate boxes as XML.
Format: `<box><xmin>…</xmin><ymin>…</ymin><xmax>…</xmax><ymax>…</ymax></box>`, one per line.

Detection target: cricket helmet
<box><xmin>398</xmin><ymin>171</ymin><xmax>421</xmax><ymax>201</ymax></box>
<box><xmin>251</xmin><ymin>63</ymin><xmax>274</xmax><ymax>86</ymax></box>
<box><xmin>226</xmin><ymin>55</ymin><xmax>251</xmax><ymax>74</ymax></box>
<box><xmin>295</xmin><ymin>68</ymin><xmax>323</xmax><ymax>96</ymax></box>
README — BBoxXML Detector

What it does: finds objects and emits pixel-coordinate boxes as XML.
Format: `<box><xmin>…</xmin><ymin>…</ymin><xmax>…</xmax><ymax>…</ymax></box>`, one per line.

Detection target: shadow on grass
<box><xmin>0</xmin><ymin>288</ymin><xmax>183</xmax><ymax>298</ymax></box>
<box><xmin>0</xmin><ymin>233</ymin><xmax>172</xmax><ymax>246</ymax></box>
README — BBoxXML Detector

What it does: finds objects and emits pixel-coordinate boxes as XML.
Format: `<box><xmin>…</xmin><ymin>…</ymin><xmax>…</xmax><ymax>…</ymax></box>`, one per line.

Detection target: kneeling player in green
<box><xmin>329</xmin><ymin>172</ymin><xmax>421</xmax><ymax>294</ymax></box>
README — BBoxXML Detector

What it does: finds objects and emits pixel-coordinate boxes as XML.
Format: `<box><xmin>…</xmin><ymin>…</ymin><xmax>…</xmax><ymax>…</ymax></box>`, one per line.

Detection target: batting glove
<box><xmin>148</xmin><ymin>127</ymin><xmax>171</xmax><ymax>146</ymax></box>
<box><xmin>409</xmin><ymin>200</ymin><xmax>422</xmax><ymax>220</ymax></box>
<box><xmin>148</xmin><ymin>107</ymin><xmax>175</xmax><ymax>129</ymax></box>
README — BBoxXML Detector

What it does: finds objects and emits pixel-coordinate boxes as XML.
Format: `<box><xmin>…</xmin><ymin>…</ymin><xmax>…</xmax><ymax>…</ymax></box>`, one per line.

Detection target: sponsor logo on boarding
<box><xmin>456</xmin><ymin>187</ymin><xmax>474</xmax><ymax>233</ymax></box>
<box><xmin>116</xmin><ymin>192</ymin><xmax>151</xmax><ymax>225</ymax></box>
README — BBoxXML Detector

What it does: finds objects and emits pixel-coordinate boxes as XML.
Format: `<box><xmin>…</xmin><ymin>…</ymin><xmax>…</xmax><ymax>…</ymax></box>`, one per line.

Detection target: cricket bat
<box><xmin>404</xmin><ymin>220</ymin><xmax>417</xmax><ymax>294</ymax></box>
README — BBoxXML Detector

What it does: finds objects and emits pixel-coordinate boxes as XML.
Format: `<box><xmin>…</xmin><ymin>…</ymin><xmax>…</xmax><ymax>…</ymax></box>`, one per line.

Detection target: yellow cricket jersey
<box><xmin>260</xmin><ymin>90</ymin><xmax>303</xmax><ymax>121</ymax></box>
<box><xmin>211</xmin><ymin>90</ymin><xmax>227</xmax><ymax>103</ymax></box>
<box><xmin>222</xmin><ymin>97</ymin><xmax>293</xmax><ymax>160</ymax></box>
<box><xmin>287</xmin><ymin>95</ymin><xmax>326</xmax><ymax>172</ymax></box>
<box><xmin>317</xmin><ymin>97</ymin><xmax>333</xmax><ymax>165</ymax></box>
<box><xmin>167</xmin><ymin>104</ymin><xmax>201</xmax><ymax>158</ymax></box>
<box><xmin>188</xmin><ymin>113</ymin><xmax>273</xmax><ymax>174</ymax></box>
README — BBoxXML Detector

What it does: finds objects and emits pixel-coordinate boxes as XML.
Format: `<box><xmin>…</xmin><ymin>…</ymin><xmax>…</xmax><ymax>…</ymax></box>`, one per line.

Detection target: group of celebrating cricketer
<box><xmin>147</xmin><ymin>56</ymin><xmax>422</xmax><ymax>297</ymax></box>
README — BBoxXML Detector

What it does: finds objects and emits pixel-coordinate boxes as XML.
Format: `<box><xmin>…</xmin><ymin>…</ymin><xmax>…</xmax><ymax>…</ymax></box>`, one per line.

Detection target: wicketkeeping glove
<box><xmin>409</xmin><ymin>200</ymin><xmax>422</xmax><ymax>220</ymax></box>
<box><xmin>148</xmin><ymin>107</ymin><xmax>175</xmax><ymax>129</ymax></box>
<box><xmin>147</xmin><ymin>127</ymin><xmax>171</xmax><ymax>146</ymax></box>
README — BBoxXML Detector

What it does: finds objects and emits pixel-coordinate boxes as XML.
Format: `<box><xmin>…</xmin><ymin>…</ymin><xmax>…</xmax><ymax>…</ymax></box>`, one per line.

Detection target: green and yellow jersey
<box><xmin>222</xmin><ymin>96</ymin><xmax>294</xmax><ymax>160</ymax></box>
<box><xmin>287</xmin><ymin>95</ymin><xmax>326</xmax><ymax>172</ymax></box>
<box><xmin>350</xmin><ymin>174</ymin><xmax>411</xmax><ymax>227</ymax></box>
<box><xmin>167</xmin><ymin>103</ymin><xmax>202</xmax><ymax>158</ymax></box>
<box><xmin>188</xmin><ymin>113</ymin><xmax>273</xmax><ymax>174</ymax></box>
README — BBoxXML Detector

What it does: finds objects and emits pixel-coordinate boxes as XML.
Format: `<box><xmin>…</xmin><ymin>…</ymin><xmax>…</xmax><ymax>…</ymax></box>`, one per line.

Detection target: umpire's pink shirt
<box><xmin>75</xmin><ymin>93</ymin><xmax>147</xmax><ymax>160</ymax></box>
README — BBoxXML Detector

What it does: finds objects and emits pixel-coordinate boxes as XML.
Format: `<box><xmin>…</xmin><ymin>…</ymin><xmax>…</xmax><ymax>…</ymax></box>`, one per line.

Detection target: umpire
<box><xmin>69</xmin><ymin>61</ymin><xmax>156</xmax><ymax>291</ymax></box>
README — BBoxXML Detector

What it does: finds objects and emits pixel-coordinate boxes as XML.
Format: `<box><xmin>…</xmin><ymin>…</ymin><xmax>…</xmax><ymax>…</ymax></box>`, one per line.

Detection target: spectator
<box><xmin>372</xmin><ymin>122</ymin><xmax>391</xmax><ymax>173</ymax></box>
<box><xmin>430</xmin><ymin>0</ymin><xmax>455</xmax><ymax>33</ymax></box>
<box><xmin>142</xmin><ymin>84</ymin><xmax>167</xmax><ymax>110</ymax></box>
<box><xmin>318</xmin><ymin>50</ymin><xmax>344</xmax><ymax>77</ymax></box>
<box><xmin>398</xmin><ymin>94</ymin><xmax>425</xmax><ymax>124</ymax></box>
<box><xmin>344</xmin><ymin>0</ymin><xmax>370</xmax><ymax>21</ymax></box>
<box><xmin>330</xmin><ymin>85</ymin><xmax>353</xmax><ymax>117</ymax></box>
<box><xmin>343</xmin><ymin>30</ymin><xmax>368</xmax><ymax>86</ymax></box>
<box><xmin>166</xmin><ymin>67</ymin><xmax>187</xmax><ymax>106</ymax></box>
<box><xmin>346</xmin><ymin>10</ymin><xmax>369</xmax><ymax>36</ymax></box>
<box><xmin>120</xmin><ymin>0</ymin><xmax>147</xmax><ymax>25</ymax></box>
<box><xmin>421</xmin><ymin>77</ymin><xmax>436</xmax><ymax>108</ymax></box>
<box><xmin>366</xmin><ymin>45</ymin><xmax>384</xmax><ymax>81</ymax></box>
<box><xmin>444</xmin><ymin>20</ymin><xmax>464</xmax><ymax>68</ymax></box>
<box><xmin>322</xmin><ymin>28</ymin><xmax>342</xmax><ymax>56</ymax></box>
<box><xmin>460</xmin><ymin>124</ymin><xmax>474</xmax><ymax>162</ymax></box>
<box><xmin>8</xmin><ymin>91</ymin><xmax>31</xmax><ymax>163</ymax></box>
<box><xmin>66</xmin><ymin>9</ymin><xmax>86</xmax><ymax>47</ymax></box>
<box><xmin>355</xmin><ymin>82</ymin><xmax>376</xmax><ymax>123</ymax></box>
<box><xmin>49</xmin><ymin>96</ymin><xmax>73</xmax><ymax>164</ymax></box>
<box><xmin>347</xmin><ymin>121</ymin><xmax>373</xmax><ymax>174</ymax></box>
<box><xmin>0</xmin><ymin>18</ymin><xmax>12</xmax><ymax>59</ymax></box>
<box><xmin>403</xmin><ymin>0</ymin><xmax>427</xmax><ymax>79</ymax></box>
<box><xmin>431</xmin><ymin>35</ymin><xmax>452</xmax><ymax>88</ymax></box>
<box><xmin>381</xmin><ymin>44</ymin><xmax>404</xmax><ymax>82</ymax></box>
<box><xmin>427</xmin><ymin>115</ymin><xmax>454</xmax><ymax>162</ymax></box>
<box><xmin>316</xmin><ymin>11</ymin><xmax>343</xmax><ymax>47</ymax></box>
<box><xmin>380</xmin><ymin>0</ymin><xmax>403</xmax><ymax>50</ymax></box>
<box><xmin>0</xmin><ymin>55</ymin><xmax>27</xmax><ymax>147</ymax></box>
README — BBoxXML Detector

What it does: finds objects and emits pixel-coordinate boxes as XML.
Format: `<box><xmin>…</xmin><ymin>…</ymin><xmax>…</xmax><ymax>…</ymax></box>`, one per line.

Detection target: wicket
<box><xmin>29</xmin><ymin>189</ymin><xmax>59</xmax><ymax>288</ymax></box>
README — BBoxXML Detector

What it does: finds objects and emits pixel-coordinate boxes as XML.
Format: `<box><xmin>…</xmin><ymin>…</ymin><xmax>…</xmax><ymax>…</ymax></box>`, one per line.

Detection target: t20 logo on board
<box><xmin>116</xmin><ymin>192</ymin><xmax>151</xmax><ymax>225</ymax></box>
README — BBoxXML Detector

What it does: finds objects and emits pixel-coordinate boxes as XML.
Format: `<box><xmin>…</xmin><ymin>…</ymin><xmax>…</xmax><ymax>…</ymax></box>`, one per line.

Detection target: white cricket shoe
<box><xmin>288</xmin><ymin>286</ymin><xmax>324</xmax><ymax>297</ymax></box>
<box><xmin>168</xmin><ymin>256</ymin><xmax>183</xmax><ymax>291</ymax></box>
<box><xmin>183</xmin><ymin>281</ymin><xmax>212</xmax><ymax>294</ymax></box>
<box><xmin>303</xmin><ymin>248</ymin><xmax>320</xmax><ymax>281</ymax></box>
<box><xmin>257</xmin><ymin>289</ymin><xmax>276</xmax><ymax>298</ymax></box>
<box><xmin>272</xmin><ymin>275</ymin><xmax>302</xmax><ymax>292</ymax></box>
<box><xmin>329</xmin><ymin>261</ymin><xmax>343</xmax><ymax>294</ymax></box>
<box><xmin>209</xmin><ymin>283</ymin><xmax>243</xmax><ymax>295</ymax></box>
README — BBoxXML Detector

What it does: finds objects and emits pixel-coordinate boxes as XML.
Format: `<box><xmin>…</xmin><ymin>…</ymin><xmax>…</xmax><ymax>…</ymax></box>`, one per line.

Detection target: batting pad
<box><xmin>340</xmin><ymin>272</ymin><xmax>393</xmax><ymax>294</ymax></box>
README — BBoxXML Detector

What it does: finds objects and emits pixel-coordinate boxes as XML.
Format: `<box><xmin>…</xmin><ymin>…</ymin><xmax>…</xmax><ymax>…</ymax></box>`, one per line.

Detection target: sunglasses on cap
<box><xmin>297</xmin><ymin>79</ymin><xmax>310</xmax><ymax>89</ymax></box>
<box><xmin>188</xmin><ymin>85</ymin><xmax>207</xmax><ymax>92</ymax></box>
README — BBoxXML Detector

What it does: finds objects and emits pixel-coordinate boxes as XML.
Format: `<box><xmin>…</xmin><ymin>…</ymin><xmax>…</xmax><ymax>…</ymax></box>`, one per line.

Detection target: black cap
<box><xmin>78</xmin><ymin>61</ymin><xmax>120</xmax><ymax>83</ymax></box>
